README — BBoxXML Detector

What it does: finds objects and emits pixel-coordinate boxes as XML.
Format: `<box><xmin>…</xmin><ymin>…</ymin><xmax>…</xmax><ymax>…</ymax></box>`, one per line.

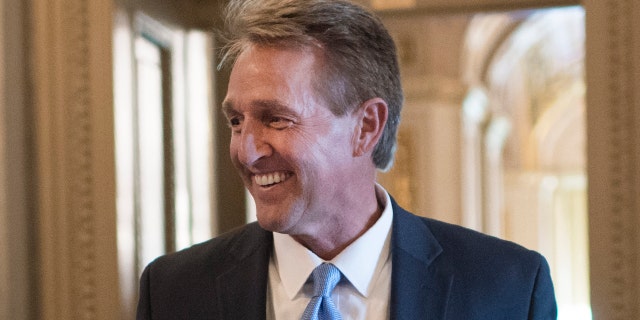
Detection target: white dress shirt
<box><xmin>266</xmin><ymin>184</ymin><xmax>393</xmax><ymax>320</ymax></box>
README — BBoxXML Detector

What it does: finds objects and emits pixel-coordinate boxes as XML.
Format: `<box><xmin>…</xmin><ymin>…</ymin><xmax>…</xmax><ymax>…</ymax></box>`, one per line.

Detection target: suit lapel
<box><xmin>390</xmin><ymin>200</ymin><xmax>453</xmax><ymax>320</ymax></box>
<box><xmin>211</xmin><ymin>202</ymin><xmax>453</xmax><ymax>319</ymax></box>
<box><xmin>216</xmin><ymin>224</ymin><xmax>272</xmax><ymax>320</ymax></box>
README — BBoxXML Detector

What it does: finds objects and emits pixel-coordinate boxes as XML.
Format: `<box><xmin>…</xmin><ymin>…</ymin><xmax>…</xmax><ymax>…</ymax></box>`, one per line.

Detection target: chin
<box><xmin>254</xmin><ymin>199</ymin><xmax>304</xmax><ymax>233</ymax></box>
<box><xmin>255</xmin><ymin>210</ymin><xmax>290</xmax><ymax>233</ymax></box>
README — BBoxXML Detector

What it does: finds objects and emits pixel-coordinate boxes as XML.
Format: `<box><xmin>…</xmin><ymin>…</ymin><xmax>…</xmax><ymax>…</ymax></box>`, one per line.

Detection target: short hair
<box><xmin>220</xmin><ymin>0</ymin><xmax>403</xmax><ymax>170</ymax></box>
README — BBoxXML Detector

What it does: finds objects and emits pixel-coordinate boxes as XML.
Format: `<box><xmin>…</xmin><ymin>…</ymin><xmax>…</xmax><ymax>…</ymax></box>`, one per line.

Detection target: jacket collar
<box><xmin>214</xmin><ymin>199</ymin><xmax>453</xmax><ymax>320</ymax></box>
<box><xmin>216</xmin><ymin>223</ymin><xmax>272</xmax><ymax>320</ymax></box>
<box><xmin>390</xmin><ymin>198</ymin><xmax>452</xmax><ymax>319</ymax></box>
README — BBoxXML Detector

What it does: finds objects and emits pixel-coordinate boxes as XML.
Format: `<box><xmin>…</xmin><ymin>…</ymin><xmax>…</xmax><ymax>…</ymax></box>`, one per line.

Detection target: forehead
<box><xmin>234</xmin><ymin>44</ymin><xmax>320</xmax><ymax>83</ymax></box>
<box><xmin>223</xmin><ymin>45</ymin><xmax>325</xmax><ymax>113</ymax></box>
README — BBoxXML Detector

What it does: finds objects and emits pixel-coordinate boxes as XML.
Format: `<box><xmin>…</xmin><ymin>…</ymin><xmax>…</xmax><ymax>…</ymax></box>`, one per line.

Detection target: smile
<box><xmin>254</xmin><ymin>171</ymin><xmax>291</xmax><ymax>186</ymax></box>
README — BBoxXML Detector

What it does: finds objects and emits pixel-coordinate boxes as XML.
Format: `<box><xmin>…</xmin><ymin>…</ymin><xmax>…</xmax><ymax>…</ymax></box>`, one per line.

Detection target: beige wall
<box><xmin>1</xmin><ymin>0</ymin><xmax>7</xmax><ymax>317</ymax></box>
<box><xmin>0</xmin><ymin>0</ymin><xmax>34</xmax><ymax>318</ymax></box>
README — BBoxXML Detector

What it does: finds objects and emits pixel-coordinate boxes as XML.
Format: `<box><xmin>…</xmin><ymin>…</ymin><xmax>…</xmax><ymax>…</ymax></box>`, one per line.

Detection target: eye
<box><xmin>229</xmin><ymin>118</ymin><xmax>241</xmax><ymax>126</ymax></box>
<box><xmin>227</xmin><ymin>116</ymin><xmax>243</xmax><ymax>133</ymax></box>
<box><xmin>267</xmin><ymin>117</ymin><xmax>293</xmax><ymax>130</ymax></box>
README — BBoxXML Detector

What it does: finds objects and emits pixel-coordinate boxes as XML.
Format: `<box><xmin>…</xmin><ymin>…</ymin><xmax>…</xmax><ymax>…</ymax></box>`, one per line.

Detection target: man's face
<box><xmin>223</xmin><ymin>45</ymin><xmax>362</xmax><ymax>236</ymax></box>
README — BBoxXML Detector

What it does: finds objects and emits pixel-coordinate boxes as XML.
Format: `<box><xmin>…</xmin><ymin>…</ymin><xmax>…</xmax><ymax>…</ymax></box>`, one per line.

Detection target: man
<box><xmin>137</xmin><ymin>0</ymin><xmax>557</xmax><ymax>319</ymax></box>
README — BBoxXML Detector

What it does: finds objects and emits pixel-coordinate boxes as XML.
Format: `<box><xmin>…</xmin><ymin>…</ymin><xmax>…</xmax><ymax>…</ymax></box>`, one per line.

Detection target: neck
<box><xmin>293</xmin><ymin>186</ymin><xmax>383</xmax><ymax>260</ymax></box>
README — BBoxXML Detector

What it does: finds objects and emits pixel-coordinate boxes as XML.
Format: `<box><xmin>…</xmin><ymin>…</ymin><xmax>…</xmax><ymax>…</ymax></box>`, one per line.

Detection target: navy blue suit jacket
<box><xmin>137</xmin><ymin>198</ymin><xmax>557</xmax><ymax>319</ymax></box>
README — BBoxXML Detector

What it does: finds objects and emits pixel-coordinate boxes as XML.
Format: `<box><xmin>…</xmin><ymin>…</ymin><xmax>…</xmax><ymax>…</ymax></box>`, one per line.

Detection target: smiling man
<box><xmin>136</xmin><ymin>1</ymin><xmax>557</xmax><ymax>319</ymax></box>
<box><xmin>223</xmin><ymin>44</ymin><xmax>386</xmax><ymax>261</ymax></box>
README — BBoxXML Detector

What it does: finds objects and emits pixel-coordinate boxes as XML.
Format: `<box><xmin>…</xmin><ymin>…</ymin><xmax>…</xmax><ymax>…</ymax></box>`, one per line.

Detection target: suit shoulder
<box><xmin>423</xmin><ymin>217</ymin><xmax>541</xmax><ymax>260</ymax></box>
<box><xmin>137</xmin><ymin>223</ymin><xmax>273</xmax><ymax>318</ymax></box>
<box><xmin>146</xmin><ymin>222</ymin><xmax>271</xmax><ymax>276</ymax></box>
<box><xmin>412</xmin><ymin>216</ymin><xmax>549</xmax><ymax>283</ymax></box>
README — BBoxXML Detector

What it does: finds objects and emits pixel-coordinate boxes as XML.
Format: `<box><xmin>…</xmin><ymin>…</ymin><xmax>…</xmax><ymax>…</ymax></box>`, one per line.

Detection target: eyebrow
<box><xmin>222</xmin><ymin>99</ymin><xmax>291</xmax><ymax>117</ymax></box>
<box><xmin>221</xmin><ymin>100</ymin><xmax>235</xmax><ymax>118</ymax></box>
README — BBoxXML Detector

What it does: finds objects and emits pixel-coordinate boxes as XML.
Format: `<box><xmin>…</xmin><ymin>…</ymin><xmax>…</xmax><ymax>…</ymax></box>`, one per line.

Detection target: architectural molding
<box><xmin>1</xmin><ymin>0</ymin><xmax>33</xmax><ymax>318</ymax></box>
<box><xmin>375</xmin><ymin>0</ymin><xmax>580</xmax><ymax>16</ymax></box>
<box><xmin>585</xmin><ymin>0</ymin><xmax>640</xmax><ymax>318</ymax></box>
<box><xmin>31</xmin><ymin>0</ymin><xmax>120</xmax><ymax>319</ymax></box>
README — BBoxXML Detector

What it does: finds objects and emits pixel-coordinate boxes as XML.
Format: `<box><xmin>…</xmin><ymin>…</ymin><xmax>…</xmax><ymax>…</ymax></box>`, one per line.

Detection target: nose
<box><xmin>235</xmin><ymin>120</ymin><xmax>272</xmax><ymax>166</ymax></box>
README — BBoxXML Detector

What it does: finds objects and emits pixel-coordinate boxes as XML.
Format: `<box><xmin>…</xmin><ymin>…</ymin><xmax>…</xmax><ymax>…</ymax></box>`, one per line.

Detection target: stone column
<box><xmin>31</xmin><ymin>0</ymin><xmax>121</xmax><ymax>319</ymax></box>
<box><xmin>584</xmin><ymin>0</ymin><xmax>640</xmax><ymax>318</ymax></box>
<box><xmin>1</xmin><ymin>0</ymin><xmax>33</xmax><ymax>318</ymax></box>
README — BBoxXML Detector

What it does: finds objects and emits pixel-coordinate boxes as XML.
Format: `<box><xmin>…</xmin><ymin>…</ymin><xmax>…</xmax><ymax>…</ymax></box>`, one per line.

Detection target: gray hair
<box><xmin>219</xmin><ymin>0</ymin><xmax>403</xmax><ymax>170</ymax></box>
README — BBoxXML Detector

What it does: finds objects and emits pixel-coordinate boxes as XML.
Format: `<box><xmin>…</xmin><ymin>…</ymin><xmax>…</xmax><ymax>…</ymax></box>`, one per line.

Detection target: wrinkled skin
<box><xmin>222</xmin><ymin>45</ymin><xmax>387</xmax><ymax>259</ymax></box>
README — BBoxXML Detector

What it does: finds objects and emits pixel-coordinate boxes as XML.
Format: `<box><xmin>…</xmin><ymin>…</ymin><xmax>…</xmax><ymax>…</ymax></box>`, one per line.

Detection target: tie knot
<box><xmin>310</xmin><ymin>263</ymin><xmax>341</xmax><ymax>298</ymax></box>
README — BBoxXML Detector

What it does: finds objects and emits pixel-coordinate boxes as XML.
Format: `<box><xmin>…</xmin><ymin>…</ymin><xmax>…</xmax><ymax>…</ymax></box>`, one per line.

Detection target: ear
<box><xmin>353</xmin><ymin>97</ymin><xmax>388</xmax><ymax>157</ymax></box>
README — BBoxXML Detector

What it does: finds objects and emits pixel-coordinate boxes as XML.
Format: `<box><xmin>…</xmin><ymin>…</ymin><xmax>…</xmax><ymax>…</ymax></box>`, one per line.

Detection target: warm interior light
<box><xmin>371</xmin><ymin>0</ymin><xmax>416</xmax><ymax>11</ymax></box>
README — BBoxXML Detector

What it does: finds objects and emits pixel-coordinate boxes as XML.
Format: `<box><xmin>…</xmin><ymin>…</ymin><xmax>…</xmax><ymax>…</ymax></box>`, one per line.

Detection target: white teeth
<box><xmin>254</xmin><ymin>172</ymin><xmax>288</xmax><ymax>186</ymax></box>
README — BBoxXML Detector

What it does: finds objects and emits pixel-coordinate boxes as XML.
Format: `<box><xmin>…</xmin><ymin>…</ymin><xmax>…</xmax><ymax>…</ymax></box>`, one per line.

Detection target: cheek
<box><xmin>295</xmin><ymin>135</ymin><xmax>351</xmax><ymax>176</ymax></box>
<box><xmin>228</xmin><ymin>137</ymin><xmax>236</xmax><ymax>155</ymax></box>
<box><xmin>228</xmin><ymin>137</ymin><xmax>242</xmax><ymax>165</ymax></box>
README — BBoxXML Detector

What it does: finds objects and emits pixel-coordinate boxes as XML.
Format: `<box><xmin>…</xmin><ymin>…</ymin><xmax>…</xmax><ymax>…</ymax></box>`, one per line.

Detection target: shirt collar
<box><xmin>272</xmin><ymin>184</ymin><xmax>393</xmax><ymax>299</ymax></box>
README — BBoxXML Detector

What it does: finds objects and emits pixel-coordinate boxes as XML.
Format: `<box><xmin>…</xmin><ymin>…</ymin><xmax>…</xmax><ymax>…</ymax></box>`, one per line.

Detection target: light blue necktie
<box><xmin>301</xmin><ymin>263</ymin><xmax>343</xmax><ymax>320</ymax></box>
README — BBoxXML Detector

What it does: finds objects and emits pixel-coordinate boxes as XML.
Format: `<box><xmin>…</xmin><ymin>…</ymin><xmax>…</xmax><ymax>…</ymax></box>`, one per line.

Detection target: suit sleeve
<box><xmin>529</xmin><ymin>254</ymin><xmax>558</xmax><ymax>320</ymax></box>
<box><xmin>136</xmin><ymin>265</ymin><xmax>152</xmax><ymax>320</ymax></box>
